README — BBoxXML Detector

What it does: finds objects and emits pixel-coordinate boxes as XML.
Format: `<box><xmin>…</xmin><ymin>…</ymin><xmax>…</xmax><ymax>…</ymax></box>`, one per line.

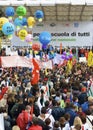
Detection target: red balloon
<box><xmin>32</xmin><ymin>43</ymin><xmax>41</xmax><ymax>51</ymax></box>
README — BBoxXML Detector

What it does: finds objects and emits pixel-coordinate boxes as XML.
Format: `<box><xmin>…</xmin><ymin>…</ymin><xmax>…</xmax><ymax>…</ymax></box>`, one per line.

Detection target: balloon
<box><xmin>27</xmin><ymin>17</ymin><xmax>35</xmax><ymax>28</ymax></box>
<box><xmin>14</xmin><ymin>18</ymin><xmax>22</xmax><ymax>27</ymax></box>
<box><xmin>61</xmin><ymin>54</ymin><xmax>66</xmax><ymax>59</ymax></box>
<box><xmin>2</xmin><ymin>22</ymin><xmax>15</xmax><ymax>35</ymax></box>
<box><xmin>5</xmin><ymin>7</ymin><xmax>15</xmax><ymax>17</ymax></box>
<box><xmin>25</xmin><ymin>34</ymin><xmax>33</xmax><ymax>42</ymax></box>
<box><xmin>39</xmin><ymin>31</ymin><xmax>51</xmax><ymax>45</ymax></box>
<box><xmin>32</xmin><ymin>43</ymin><xmax>41</xmax><ymax>51</ymax></box>
<box><xmin>35</xmin><ymin>10</ymin><xmax>44</xmax><ymax>22</ymax></box>
<box><xmin>63</xmin><ymin>51</ymin><xmax>67</xmax><ymax>55</ymax></box>
<box><xmin>69</xmin><ymin>54</ymin><xmax>73</xmax><ymax>59</ymax></box>
<box><xmin>34</xmin><ymin>51</ymin><xmax>38</xmax><ymax>55</ymax></box>
<box><xmin>16</xmin><ymin>6</ymin><xmax>26</xmax><ymax>18</ymax></box>
<box><xmin>22</xmin><ymin>17</ymin><xmax>27</xmax><ymax>26</ymax></box>
<box><xmin>0</xmin><ymin>17</ymin><xmax>8</xmax><ymax>30</ymax></box>
<box><xmin>65</xmin><ymin>56</ymin><xmax>70</xmax><ymax>60</ymax></box>
<box><xmin>19</xmin><ymin>29</ymin><xmax>28</xmax><ymax>41</ymax></box>
<box><xmin>42</xmin><ymin>44</ymin><xmax>47</xmax><ymax>49</ymax></box>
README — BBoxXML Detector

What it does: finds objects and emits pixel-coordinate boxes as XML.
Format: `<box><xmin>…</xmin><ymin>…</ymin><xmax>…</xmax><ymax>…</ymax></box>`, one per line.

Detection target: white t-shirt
<box><xmin>81</xmin><ymin>123</ymin><xmax>92</xmax><ymax>130</ymax></box>
<box><xmin>86</xmin><ymin>115</ymin><xmax>93</xmax><ymax>130</ymax></box>
<box><xmin>38</xmin><ymin>113</ymin><xmax>55</xmax><ymax>128</ymax></box>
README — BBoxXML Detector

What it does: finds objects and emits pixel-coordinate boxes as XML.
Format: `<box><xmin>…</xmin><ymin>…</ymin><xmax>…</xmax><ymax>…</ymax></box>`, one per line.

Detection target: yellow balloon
<box><xmin>34</xmin><ymin>51</ymin><xmax>38</xmax><ymax>54</ymax></box>
<box><xmin>0</xmin><ymin>17</ymin><xmax>8</xmax><ymax>30</ymax></box>
<box><xmin>30</xmin><ymin>50</ymin><xmax>32</xmax><ymax>54</ymax></box>
<box><xmin>19</xmin><ymin>29</ymin><xmax>28</xmax><ymax>41</ymax></box>
<box><xmin>27</xmin><ymin>17</ymin><xmax>35</xmax><ymax>28</ymax></box>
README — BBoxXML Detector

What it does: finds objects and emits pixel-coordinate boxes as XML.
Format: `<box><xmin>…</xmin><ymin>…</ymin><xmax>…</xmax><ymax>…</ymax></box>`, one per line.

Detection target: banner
<box><xmin>0</xmin><ymin>56</ymin><xmax>53</xmax><ymax>69</ymax></box>
<box><xmin>0</xmin><ymin>114</ymin><xmax>4</xmax><ymax>130</ymax></box>
<box><xmin>1</xmin><ymin>56</ymin><xmax>33</xmax><ymax>68</ymax></box>
<box><xmin>79</xmin><ymin>57</ymin><xmax>87</xmax><ymax>63</ymax></box>
<box><xmin>12</xmin><ymin>21</ymin><xmax>93</xmax><ymax>47</ymax></box>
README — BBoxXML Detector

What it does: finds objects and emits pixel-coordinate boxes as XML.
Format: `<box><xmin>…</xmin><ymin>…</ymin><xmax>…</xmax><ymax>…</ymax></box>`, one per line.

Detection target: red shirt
<box><xmin>28</xmin><ymin>125</ymin><xmax>42</xmax><ymax>130</ymax></box>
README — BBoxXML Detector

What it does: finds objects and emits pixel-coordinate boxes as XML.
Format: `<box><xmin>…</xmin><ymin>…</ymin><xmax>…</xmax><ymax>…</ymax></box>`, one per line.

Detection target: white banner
<box><xmin>12</xmin><ymin>21</ymin><xmax>93</xmax><ymax>47</ymax></box>
<box><xmin>1</xmin><ymin>56</ymin><xmax>53</xmax><ymax>69</ymax></box>
<box><xmin>0</xmin><ymin>114</ymin><xmax>4</xmax><ymax>130</ymax></box>
<box><xmin>1</xmin><ymin>56</ymin><xmax>33</xmax><ymax>68</ymax></box>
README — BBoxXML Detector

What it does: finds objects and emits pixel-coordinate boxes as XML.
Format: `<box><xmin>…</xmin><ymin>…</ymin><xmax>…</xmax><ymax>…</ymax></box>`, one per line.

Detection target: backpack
<box><xmin>16</xmin><ymin>111</ymin><xmax>32</xmax><ymax>130</ymax></box>
<box><xmin>16</xmin><ymin>112</ymin><xmax>26</xmax><ymax>130</ymax></box>
<box><xmin>33</xmin><ymin>104</ymin><xmax>40</xmax><ymax>117</ymax></box>
<box><xmin>81</xmin><ymin>102</ymin><xmax>89</xmax><ymax>112</ymax></box>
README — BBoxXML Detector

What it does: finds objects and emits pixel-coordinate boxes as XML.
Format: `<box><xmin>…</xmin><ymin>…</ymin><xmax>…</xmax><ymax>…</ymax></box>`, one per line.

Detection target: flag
<box><xmin>66</xmin><ymin>60</ymin><xmax>72</xmax><ymax>74</ymax></box>
<box><xmin>87</xmin><ymin>51</ymin><xmax>93</xmax><ymax>67</ymax></box>
<box><xmin>0</xmin><ymin>87</ymin><xmax>8</xmax><ymax>100</ymax></box>
<box><xmin>31</xmin><ymin>58</ymin><xmax>40</xmax><ymax>85</ymax></box>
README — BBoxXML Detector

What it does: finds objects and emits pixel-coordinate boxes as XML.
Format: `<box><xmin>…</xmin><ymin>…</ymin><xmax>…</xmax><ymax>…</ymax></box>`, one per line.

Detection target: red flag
<box><xmin>0</xmin><ymin>87</ymin><xmax>8</xmax><ymax>100</ymax></box>
<box><xmin>31</xmin><ymin>58</ymin><xmax>40</xmax><ymax>85</ymax></box>
<box><xmin>60</xmin><ymin>43</ymin><xmax>62</xmax><ymax>54</ymax></box>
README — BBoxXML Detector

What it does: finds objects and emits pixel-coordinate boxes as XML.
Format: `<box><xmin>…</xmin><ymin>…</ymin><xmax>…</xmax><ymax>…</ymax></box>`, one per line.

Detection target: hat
<box><xmin>81</xmin><ymin>87</ymin><xmax>86</xmax><ymax>92</ymax></box>
<box><xmin>88</xmin><ymin>96</ymin><xmax>93</xmax><ymax>102</ymax></box>
<box><xmin>12</xmin><ymin>125</ymin><xmax>20</xmax><ymax>130</ymax></box>
<box><xmin>55</xmin><ymin>97</ymin><xmax>60</xmax><ymax>102</ymax></box>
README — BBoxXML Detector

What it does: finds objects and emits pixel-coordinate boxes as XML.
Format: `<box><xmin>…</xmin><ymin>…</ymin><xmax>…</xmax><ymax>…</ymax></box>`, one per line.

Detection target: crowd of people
<box><xmin>0</xmin><ymin>45</ymin><xmax>93</xmax><ymax>130</ymax></box>
<box><xmin>0</xmin><ymin>45</ymin><xmax>92</xmax><ymax>59</ymax></box>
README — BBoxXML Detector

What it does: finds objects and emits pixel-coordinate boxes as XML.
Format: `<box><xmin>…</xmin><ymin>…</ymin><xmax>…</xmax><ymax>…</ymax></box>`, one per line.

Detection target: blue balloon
<box><xmin>5</xmin><ymin>7</ymin><xmax>15</xmax><ymax>17</ymax></box>
<box><xmin>35</xmin><ymin>10</ymin><xmax>44</xmax><ymax>19</ymax></box>
<box><xmin>2</xmin><ymin>22</ymin><xmax>15</xmax><ymax>35</ymax></box>
<box><xmin>22</xmin><ymin>17</ymin><xmax>27</xmax><ymax>26</ymax></box>
<box><xmin>39</xmin><ymin>31</ymin><xmax>51</xmax><ymax>45</ymax></box>
<box><xmin>14</xmin><ymin>18</ymin><xmax>22</xmax><ymax>26</ymax></box>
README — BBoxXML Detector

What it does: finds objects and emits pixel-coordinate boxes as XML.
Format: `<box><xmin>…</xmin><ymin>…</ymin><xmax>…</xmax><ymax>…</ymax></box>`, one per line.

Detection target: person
<box><xmin>43</xmin><ymin>118</ymin><xmax>52</xmax><ymax>130</ymax></box>
<box><xmin>16</xmin><ymin>105</ymin><xmax>32</xmax><ymax>130</ymax></box>
<box><xmin>51</xmin><ymin>100</ymin><xmax>65</xmax><ymax>121</ymax></box>
<box><xmin>78</xmin><ymin>87</ymin><xmax>87</xmax><ymax>105</ymax></box>
<box><xmin>64</xmin><ymin>113</ymin><xmax>70</xmax><ymax>130</ymax></box>
<box><xmin>65</xmin><ymin>102</ymin><xmax>78</xmax><ymax>126</ymax></box>
<box><xmin>81</xmin><ymin>115</ymin><xmax>92</xmax><ymax>130</ymax></box>
<box><xmin>38</xmin><ymin>107</ymin><xmax>55</xmax><ymax>129</ymax></box>
<box><xmin>28</xmin><ymin>117</ymin><xmax>42</xmax><ymax>130</ymax></box>
<box><xmin>45</xmin><ymin>100</ymin><xmax>52</xmax><ymax>114</ymax></box>
<box><xmin>73</xmin><ymin>116</ymin><xmax>82</xmax><ymax>127</ymax></box>
<box><xmin>12</xmin><ymin>125</ymin><xmax>20</xmax><ymax>130</ymax></box>
<box><xmin>85</xmin><ymin>110</ymin><xmax>93</xmax><ymax>130</ymax></box>
<box><xmin>53</xmin><ymin>121</ymin><xmax>61</xmax><ymax>130</ymax></box>
<box><xmin>71</xmin><ymin>124</ymin><xmax>81</xmax><ymax>130</ymax></box>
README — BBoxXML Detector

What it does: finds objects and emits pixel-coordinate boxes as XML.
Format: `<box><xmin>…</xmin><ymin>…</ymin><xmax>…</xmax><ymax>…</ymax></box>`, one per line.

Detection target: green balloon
<box><xmin>16</xmin><ymin>6</ymin><xmax>26</xmax><ymax>16</ymax></box>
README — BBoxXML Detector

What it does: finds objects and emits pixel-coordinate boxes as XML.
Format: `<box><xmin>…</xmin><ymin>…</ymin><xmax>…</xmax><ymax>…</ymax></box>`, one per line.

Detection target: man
<box><xmin>16</xmin><ymin>105</ymin><xmax>32</xmax><ymax>130</ymax></box>
<box><xmin>28</xmin><ymin>117</ymin><xmax>42</xmax><ymax>130</ymax></box>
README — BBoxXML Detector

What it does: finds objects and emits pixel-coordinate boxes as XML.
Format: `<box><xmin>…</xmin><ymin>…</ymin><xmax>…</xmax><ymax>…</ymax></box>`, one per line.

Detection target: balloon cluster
<box><xmin>0</xmin><ymin>6</ymin><xmax>44</xmax><ymax>42</ymax></box>
<box><xmin>61</xmin><ymin>51</ymin><xmax>73</xmax><ymax>60</ymax></box>
<box><xmin>0</xmin><ymin>17</ymin><xmax>15</xmax><ymax>39</ymax></box>
<box><xmin>0</xmin><ymin>6</ymin><xmax>52</xmax><ymax>50</ymax></box>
